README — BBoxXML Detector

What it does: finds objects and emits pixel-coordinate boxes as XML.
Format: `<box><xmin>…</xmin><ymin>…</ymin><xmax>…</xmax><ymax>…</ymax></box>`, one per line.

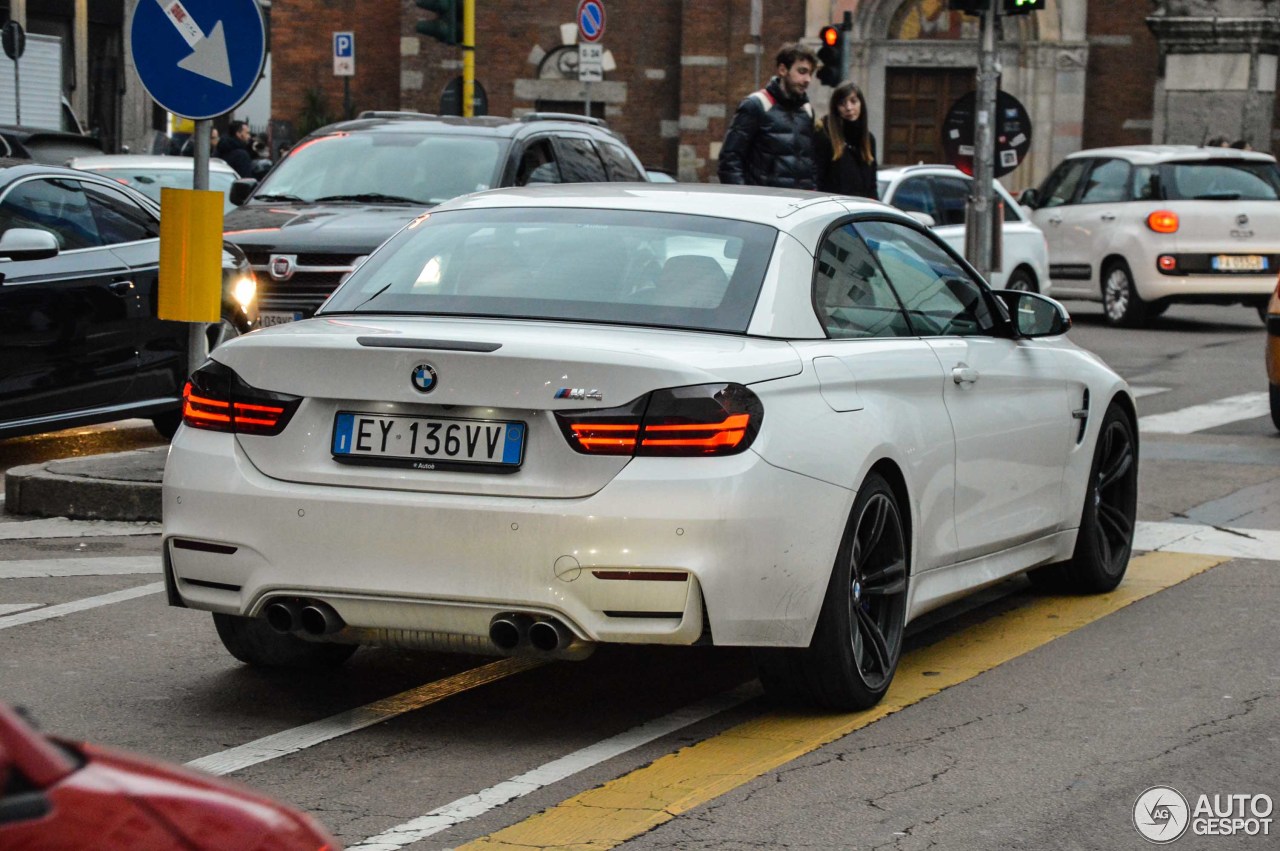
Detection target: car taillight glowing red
<box><xmin>181</xmin><ymin>362</ymin><xmax>301</xmax><ymax>436</ymax></box>
<box><xmin>557</xmin><ymin>384</ymin><xmax>763</xmax><ymax>457</ymax></box>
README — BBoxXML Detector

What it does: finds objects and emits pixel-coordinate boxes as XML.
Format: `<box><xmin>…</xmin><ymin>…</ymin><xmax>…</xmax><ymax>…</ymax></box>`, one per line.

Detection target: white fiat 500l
<box><xmin>1022</xmin><ymin>145</ymin><xmax>1280</xmax><ymax>326</ymax></box>
<box><xmin>163</xmin><ymin>184</ymin><xmax>1137</xmax><ymax>710</ymax></box>
<box><xmin>877</xmin><ymin>164</ymin><xmax>1050</xmax><ymax>294</ymax></box>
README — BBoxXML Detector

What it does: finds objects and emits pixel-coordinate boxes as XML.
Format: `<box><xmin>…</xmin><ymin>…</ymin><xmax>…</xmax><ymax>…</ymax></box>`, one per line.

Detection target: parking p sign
<box><xmin>334</xmin><ymin>31</ymin><xmax>355</xmax><ymax>76</ymax></box>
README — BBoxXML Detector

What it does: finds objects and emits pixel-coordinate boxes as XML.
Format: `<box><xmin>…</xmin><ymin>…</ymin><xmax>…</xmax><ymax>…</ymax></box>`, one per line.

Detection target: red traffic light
<box><xmin>820</xmin><ymin>25</ymin><xmax>840</xmax><ymax>47</ymax></box>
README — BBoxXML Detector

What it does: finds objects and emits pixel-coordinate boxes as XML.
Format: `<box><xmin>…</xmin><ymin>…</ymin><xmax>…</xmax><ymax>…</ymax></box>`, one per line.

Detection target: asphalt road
<box><xmin>2</xmin><ymin>298</ymin><xmax>1278</xmax><ymax>850</ymax></box>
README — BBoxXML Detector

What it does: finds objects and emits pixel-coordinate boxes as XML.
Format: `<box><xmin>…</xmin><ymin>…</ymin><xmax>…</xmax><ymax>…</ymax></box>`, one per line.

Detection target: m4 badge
<box><xmin>555</xmin><ymin>388</ymin><xmax>603</xmax><ymax>401</ymax></box>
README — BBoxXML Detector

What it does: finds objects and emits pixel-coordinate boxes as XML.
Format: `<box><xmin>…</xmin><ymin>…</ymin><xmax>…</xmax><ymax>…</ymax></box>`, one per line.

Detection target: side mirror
<box><xmin>905</xmin><ymin>211</ymin><xmax>937</xmax><ymax>228</ymax></box>
<box><xmin>993</xmin><ymin>289</ymin><xmax>1071</xmax><ymax>337</ymax></box>
<box><xmin>229</xmin><ymin>178</ymin><xmax>258</xmax><ymax>206</ymax></box>
<box><xmin>0</xmin><ymin>229</ymin><xmax>59</xmax><ymax>261</ymax></box>
<box><xmin>1018</xmin><ymin>187</ymin><xmax>1039</xmax><ymax>209</ymax></box>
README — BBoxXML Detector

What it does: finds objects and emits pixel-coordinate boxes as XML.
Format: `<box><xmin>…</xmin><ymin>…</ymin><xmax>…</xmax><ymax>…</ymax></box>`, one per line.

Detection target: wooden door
<box><xmin>884</xmin><ymin>68</ymin><xmax>974</xmax><ymax>165</ymax></box>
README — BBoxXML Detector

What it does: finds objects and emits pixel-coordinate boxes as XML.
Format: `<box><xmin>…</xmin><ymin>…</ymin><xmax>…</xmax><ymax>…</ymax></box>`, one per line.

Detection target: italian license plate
<box><xmin>1212</xmin><ymin>254</ymin><xmax>1267</xmax><ymax>272</ymax></box>
<box><xmin>332</xmin><ymin>412</ymin><xmax>525</xmax><ymax>469</ymax></box>
<box><xmin>259</xmin><ymin>311</ymin><xmax>302</xmax><ymax>327</ymax></box>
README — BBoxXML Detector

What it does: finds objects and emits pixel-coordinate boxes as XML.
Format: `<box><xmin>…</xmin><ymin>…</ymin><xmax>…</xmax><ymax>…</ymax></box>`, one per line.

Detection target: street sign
<box><xmin>129</xmin><ymin>0</ymin><xmax>266</xmax><ymax>119</ymax></box>
<box><xmin>1</xmin><ymin>21</ymin><xmax>25</xmax><ymax>61</ymax></box>
<box><xmin>440</xmin><ymin>76</ymin><xmax>488</xmax><ymax>117</ymax></box>
<box><xmin>577</xmin><ymin>0</ymin><xmax>605</xmax><ymax>43</ymax></box>
<box><xmin>578</xmin><ymin>44</ymin><xmax>603</xmax><ymax>83</ymax></box>
<box><xmin>941</xmin><ymin>90</ymin><xmax>1032</xmax><ymax>179</ymax></box>
<box><xmin>333</xmin><ymin>31</ymin><xmax>355</xmax><ymax>77</ymax></box>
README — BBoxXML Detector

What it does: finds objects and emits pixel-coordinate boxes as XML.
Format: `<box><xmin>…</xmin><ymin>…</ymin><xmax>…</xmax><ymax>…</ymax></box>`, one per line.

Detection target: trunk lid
<box><xmin>215</xmin><ymin>317</ymin><xmax>801</xmax><ymax>498</ymax></box>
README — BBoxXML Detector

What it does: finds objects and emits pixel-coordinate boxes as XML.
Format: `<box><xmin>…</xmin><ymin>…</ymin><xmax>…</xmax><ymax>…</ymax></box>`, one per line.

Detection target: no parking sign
<box><xmin>578</xmin><ymin>0</ymin><xmax>605</xmax><ymax>43</ymax></box>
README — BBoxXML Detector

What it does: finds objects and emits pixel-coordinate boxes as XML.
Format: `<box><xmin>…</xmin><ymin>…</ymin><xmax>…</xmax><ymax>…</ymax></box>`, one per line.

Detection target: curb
<box><xmin>4</xmin><ymin>448</ymin><xmax>166</xmax><ymax>522</ymax></box>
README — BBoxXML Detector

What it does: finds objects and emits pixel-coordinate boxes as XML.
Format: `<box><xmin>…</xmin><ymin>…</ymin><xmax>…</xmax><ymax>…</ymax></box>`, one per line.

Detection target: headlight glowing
<box><xmin>232</xmin><ymin>274</ymin><xmax>257</xmax><ymax>309</ymax></box>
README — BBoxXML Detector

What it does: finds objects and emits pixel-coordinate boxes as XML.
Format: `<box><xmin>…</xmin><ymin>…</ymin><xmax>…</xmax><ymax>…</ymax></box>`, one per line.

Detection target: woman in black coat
<box><xmin>814</xmin><ymin>81</ymin><xmax>878</xmax><ymax>199</ymax></box>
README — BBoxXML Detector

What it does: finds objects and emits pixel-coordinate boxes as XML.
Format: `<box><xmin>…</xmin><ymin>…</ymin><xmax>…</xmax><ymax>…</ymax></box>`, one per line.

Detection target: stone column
<box><xmin>1148</xmin><ymin>0</ymin><xmax>1280</xmax><ymax>150</ymax></box>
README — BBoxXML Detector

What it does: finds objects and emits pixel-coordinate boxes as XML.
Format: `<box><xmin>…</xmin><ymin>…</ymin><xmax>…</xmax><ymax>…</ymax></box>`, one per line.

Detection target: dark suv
<box><xmin>223</xmin><ymin>112</ymin><xmax>648</xmax><ymax>327</ymax></box>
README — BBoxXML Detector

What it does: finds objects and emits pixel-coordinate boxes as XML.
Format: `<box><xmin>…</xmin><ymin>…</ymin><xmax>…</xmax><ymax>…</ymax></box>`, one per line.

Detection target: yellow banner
<box><xmin>158</xmin><ymin>188</ymin><xmax>223</xmax><ymax>323</ymax></box>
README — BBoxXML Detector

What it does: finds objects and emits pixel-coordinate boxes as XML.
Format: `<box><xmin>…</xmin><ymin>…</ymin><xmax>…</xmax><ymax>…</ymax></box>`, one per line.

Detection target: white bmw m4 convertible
<box><xmin>163</xmin><ymin>184</ymin><xmax>1138</xmax><ymax>710</ymax></box>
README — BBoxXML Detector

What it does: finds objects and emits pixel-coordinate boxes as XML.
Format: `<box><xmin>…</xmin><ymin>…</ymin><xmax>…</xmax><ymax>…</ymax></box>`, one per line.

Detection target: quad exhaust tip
<box><xmin>264</xmin><ymin>598</ymin><xmax>345</xmax><ymax>636</ymax></box>
<box><xmin>489</xmin><ymin>612</ymin><xmax>583</xmax><ymax>656</ymax></box>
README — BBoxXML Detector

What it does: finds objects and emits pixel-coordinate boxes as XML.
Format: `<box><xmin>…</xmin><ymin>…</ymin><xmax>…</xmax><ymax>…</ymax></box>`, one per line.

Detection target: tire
<box><xmin>151</xmin><ymin>410</ymin><xmax>182</xmax><ymax>439</ymax></box>
<box><xmin>213</xmin><ymin>612</ymin><xmax>359</xmax><ymax>669</ymax></box>
<box><xmin>1005</xmin><ymin>266</ymin><xmax>1037</xmax><ymax>293</ymax></box>
<box><xmin>1100</xmin><ymin>260</ymin><xmax>1150</xmax><ymax>328</ymax></box>
<box><xmin>1271</xmin><ymin>384</ymin><xmax>1280</xmax><ymax>432</ymax></box>
<box><xmin>1257</xmin><ymin>304</ymin><xmax>1269</xmax><ymax>325</ymax></box>
<box><xmin>1029</xmin><ymin>404</ymin><xmax>1138</xmax><ymax>593</ymax></box>
<box><xmin>755</xmin><ymin>472</ymin><xmax>909</xmax><ymax>710</ymax></box>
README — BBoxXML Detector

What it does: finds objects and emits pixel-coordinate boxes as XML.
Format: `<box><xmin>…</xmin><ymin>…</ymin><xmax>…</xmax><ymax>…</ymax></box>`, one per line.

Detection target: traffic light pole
<box><xmin>965</xmin><ymin>1</ymin><xmax>1000</xmax><ymax>281</ymax></box>
<box><xmin>462</xmin><ymin>0</ymin><xmax>475</xmax><ymax>117</ymax></box>
<box><xmin>840</xmin><ymin>11</ymin><xmax>852</xmax><ymax>82</ymax></box>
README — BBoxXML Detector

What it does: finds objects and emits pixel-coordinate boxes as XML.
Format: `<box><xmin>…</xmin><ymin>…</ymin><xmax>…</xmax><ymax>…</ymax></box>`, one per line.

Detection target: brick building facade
<box><xmin>264</xmin><ymin>0</ymin><xmax>1278</xmax><ymax>190</ymax></box>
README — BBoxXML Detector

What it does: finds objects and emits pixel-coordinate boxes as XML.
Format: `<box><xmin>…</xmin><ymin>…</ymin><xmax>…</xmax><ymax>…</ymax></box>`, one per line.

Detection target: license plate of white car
<box><xmin>259</xmin><ymin>311</ymin><xmax>302</xmax><ymax>327</ymax></box>
<box><xmin>1212</xmin><ymin>254</ymin><xmax>1267</xmax><ymax>272</ymax></box>
<box><xmin>332</xmin><ymin>412</ymin><xmax>526</xmax><ymax>468</ymax></box>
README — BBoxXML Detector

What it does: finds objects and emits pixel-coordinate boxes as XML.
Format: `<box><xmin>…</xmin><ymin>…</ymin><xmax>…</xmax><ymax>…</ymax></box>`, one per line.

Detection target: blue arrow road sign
<box><xmin>130</xmin><ymin>0</ymin><xmax>266</xmax><ymax>119</ymax></box>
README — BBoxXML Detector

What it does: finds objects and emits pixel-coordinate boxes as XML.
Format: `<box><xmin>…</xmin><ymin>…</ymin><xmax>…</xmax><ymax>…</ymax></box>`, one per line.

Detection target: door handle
<box><xmin>107</xmin><ymin>279</ymin><xmax>134</xmax><ymax>295</ymax></box>
<box><xmin>952</xmin><ymin>365</ymin><xmax>979</xmax><ymax>385</ymax></box>
<box><xmin>1100</xmin><ymin>212</ymin><xmax>1116</xmax><ymax>222</ymax></box>
<box><xmin>1047</xmin><ymin>216</ymin><xmax>1062</xmax><ymax>226</ymax></box>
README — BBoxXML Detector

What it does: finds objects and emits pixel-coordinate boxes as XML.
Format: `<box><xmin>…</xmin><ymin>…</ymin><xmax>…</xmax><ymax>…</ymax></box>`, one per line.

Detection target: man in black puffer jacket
<box><xmin>718</xmin><ymin>43</ymin><xmax>818</xmax><ymax>189</ymax></box>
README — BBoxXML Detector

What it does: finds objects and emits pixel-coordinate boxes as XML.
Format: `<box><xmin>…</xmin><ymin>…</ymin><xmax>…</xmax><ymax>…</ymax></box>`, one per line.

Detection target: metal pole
<box><xmin>966</xmin><ymin>0</ymin><xmax>999</xmax><ymax>280</ymax></box>
<box><xmin>343</xmin><ymin>76</ymin><xmax>351</xmax><ymax>120</ymax></box>
<box><xmin>841</xmin><ymin>10</ymin><xmax>853</xmax><ymax>82</ymax></box>
<box><xmin>462</xmin><ymin>0</ymin><xmax>475</xmax><ymax>117</ymax></box>
<box><xmin>188</xmin><ymin>118</ymin><xmax>211</xmax><ymax>368</ymax></box>
<box><xmin>585</xmin><ymin>83</ymin><xmax>591</xmax><ymax>118</ymax></box>
<box><xmin>750</xmin><ymin>0</ymin><xmax>762</xmax><ymax>89</ymax></box>
<box><xmin>11</xmin><ymin>54</ymin><xmax>18</xmax><ymax>125</ymax></box>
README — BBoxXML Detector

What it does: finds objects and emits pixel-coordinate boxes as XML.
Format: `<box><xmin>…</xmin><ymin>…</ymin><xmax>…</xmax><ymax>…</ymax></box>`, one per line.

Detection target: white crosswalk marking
<box><xmin>0</xmin><ymin>604</ymin><xmax>41</xmax><ymax>616</ymax></box>
<box><xmin>1134</xmin><ymin>521</ymin><xmax>1280</xmax><ymax>562</ymax></box>
<box><xmin>0</xmin><ymin>583</ymin><xmax>163</xmax><ymax>630</ymax></box>
<box><xmin>1139</xmin><ymin>392</ymin><xmax>1271</xmax><ymax>434</ymax></box>
<box><xmin>1128</xmin><ymin>386</ymin><xmax>1170</xmax><ymax>399</ymax></box>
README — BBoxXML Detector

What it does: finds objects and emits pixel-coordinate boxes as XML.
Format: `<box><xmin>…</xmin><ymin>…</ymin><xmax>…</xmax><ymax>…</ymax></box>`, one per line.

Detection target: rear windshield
<box><xmin>91</xmin><ymin>167</ymin><xmax>237</xmax><ymax>211</ymax></box>
<box><xmin>1156</xmin><ymin>160</ymin><xmax>1280</xmax><ymax>201</ymax></box>
<box><xmin>320</xmin><ymin>207</ymin><xmax>776</xmax><ymax>333</ymax></box>
<box><xmin>254</xmin><ymin>132</ymin><xmax>504</xmax><ymax>206</ymax></box>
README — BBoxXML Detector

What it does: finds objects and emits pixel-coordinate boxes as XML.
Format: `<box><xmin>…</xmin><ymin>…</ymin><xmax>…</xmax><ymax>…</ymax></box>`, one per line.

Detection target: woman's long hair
<box><xmin>825</xmin><ymin>82</ymin><xmax>872</xmax><ymax>164</ymax></box>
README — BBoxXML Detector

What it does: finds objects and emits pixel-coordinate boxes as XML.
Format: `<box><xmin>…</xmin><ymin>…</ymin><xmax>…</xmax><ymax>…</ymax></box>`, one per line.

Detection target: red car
<box><xmin>0</xmin><ymin>702</ymin><xmax>339</xmax><ymax>850</ymax></box>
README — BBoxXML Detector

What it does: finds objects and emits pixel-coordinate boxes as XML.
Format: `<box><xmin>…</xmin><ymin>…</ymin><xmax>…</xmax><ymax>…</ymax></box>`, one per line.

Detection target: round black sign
<box><xmin>2</xmin><ymin>21</ymin><xmax>26</xmax><ymax>62</ymax></box>
<box><xmin>941</xmin><ymin>90</ymin><xmax>1032</xmax><ymax>178</ymax></box>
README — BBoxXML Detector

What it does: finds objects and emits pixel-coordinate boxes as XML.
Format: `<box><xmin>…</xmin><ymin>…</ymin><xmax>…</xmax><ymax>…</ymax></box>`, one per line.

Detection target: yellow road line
<box><xmin>460</xmin><ymin>551</ymin><xmax>1226</xmax><ymax>851</ymax></box>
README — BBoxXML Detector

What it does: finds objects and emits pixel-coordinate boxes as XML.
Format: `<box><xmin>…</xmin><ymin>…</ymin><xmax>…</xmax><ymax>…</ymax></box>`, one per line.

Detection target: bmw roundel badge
<box><xmin>411</xmin><ymin>364</ymin><xmax>437</xmax><ymax>393</ymax></box>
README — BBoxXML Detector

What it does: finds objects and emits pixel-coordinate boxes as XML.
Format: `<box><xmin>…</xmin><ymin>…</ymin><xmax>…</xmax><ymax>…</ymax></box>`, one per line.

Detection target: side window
<box><xmin>813</xmin><ymin>223</ymin><xmax>912</xmax><ymax>339</ymax></box>
<box><xmin>517</xmin><ymin>139</ymin><xmax>562</xmax><ymax>185</ymax></box>
<box><xmin>854</xmin><ymin>220</ymin><xmax>997</xmax><ymax>337</ymax></box>
<box><xmin>598</xmin><ymin>141</ymin><xmax>645</xmax><ymax>181</ymax></box>
<box><xmin>1131</xmin><ymin>164</ymin><xmax>1162</xmax><ymax>201</ymax></box>
<box><xmin>553</xmin><ymin>137</ymin><xmax>609</xmax><ymax>182</ymax></box>
<box><xmin>932</xmin><ymin>177</ymin><xmax>969</xmax><ymax>226</ymax></box>
<box><xmin>1037</xmin><ymin>159</ymin><xmax>1090</xmax><ymax>208</ymax></box>
<box><xmin>890</xmin><ymin>177</ymin><xmax>937</xmax><ymax>220</ymax></box>
<box><xmin>1078</xmin><ymin>158</ymin><xmax>1132</xmax><ymax>204</ymax></box>
<box><xmin>80</xmin><ymin>181</ymin><xmax>160</xmax><ymax>244</ymax></box>
<box><xmin>0</xmin><ymin>178</ymin><xmax>102</xmax><ymax>250</ymax></box>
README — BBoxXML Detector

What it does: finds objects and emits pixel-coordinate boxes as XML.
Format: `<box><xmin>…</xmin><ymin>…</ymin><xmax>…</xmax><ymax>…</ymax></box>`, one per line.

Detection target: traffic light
<box><xmin>416</xmin><ymin>0</ymin><xmax>462</xmax><ymax>46</ymax></box>
<box><xmin>816</xmin><ymin>25</ymin><xmax>844</xmax><ymax>88</ymax></box>
<box><xmin>1003</xmin><ymin>0</ymin><xmax>1045</xmax><ymax>14</ymax></box>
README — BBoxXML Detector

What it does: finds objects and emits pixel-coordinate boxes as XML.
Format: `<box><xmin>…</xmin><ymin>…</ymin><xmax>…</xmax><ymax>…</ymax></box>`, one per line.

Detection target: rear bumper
<box><xmin>162</xmin><ymin>429</ymin><xmax>852</xmax><ymax>649</ymax></box>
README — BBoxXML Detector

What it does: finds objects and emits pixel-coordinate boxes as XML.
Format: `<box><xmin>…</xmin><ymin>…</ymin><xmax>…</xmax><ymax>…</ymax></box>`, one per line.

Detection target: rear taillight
<box><xmin>1146</xmin><ymin>210</ymin><xmax>1179</xmax><ymax>233</ymax></box>
<box><xmin>556</xmin><ymin>383</ymin><xmax>763</xmax><ymax>457</ymax></box>
<box><xmin>182</xmin><ymin>361</ymin><xmax>301</xmax><ymax>436</ymax></box>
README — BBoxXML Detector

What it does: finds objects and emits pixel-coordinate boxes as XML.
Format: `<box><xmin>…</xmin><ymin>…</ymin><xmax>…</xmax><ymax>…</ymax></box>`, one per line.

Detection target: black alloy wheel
<box><xmin>755</xmin><ymin>472</ymin><xmax>909</xmax><ymax>710</ymax></box>
<box><xmin>1030</xmin><ymin>404</ymin><xmax>1138</xmax><ymax>593</ymax></box>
